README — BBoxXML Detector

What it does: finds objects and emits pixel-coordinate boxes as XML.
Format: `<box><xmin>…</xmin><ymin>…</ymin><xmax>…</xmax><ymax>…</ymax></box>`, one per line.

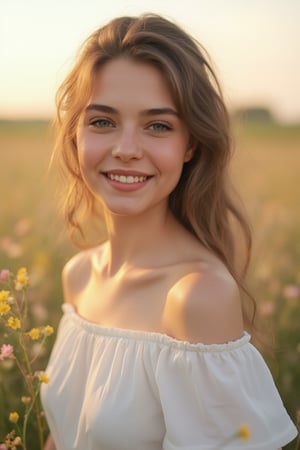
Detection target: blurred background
<box><xmin>1</xmin><ymin>0</ymin><xmax>299</xmax><ymax>447</ymax></box>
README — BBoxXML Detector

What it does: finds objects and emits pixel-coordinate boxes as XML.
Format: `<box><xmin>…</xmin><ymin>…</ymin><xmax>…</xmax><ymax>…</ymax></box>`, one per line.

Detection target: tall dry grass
<box><xmin>1</xmin><ymin>119</ymin><xmax>299</xmax><ymax>448</ymax></box>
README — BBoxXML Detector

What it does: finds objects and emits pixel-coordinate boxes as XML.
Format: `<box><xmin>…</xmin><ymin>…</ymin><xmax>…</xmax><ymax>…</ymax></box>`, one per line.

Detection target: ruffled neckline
<box><xmin>62</xmin><ymin>303</ymin><xmax>251</xmax><ymax>353</ymax></box>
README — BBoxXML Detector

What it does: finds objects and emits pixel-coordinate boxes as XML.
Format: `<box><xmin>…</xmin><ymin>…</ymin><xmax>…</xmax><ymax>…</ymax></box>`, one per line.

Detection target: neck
<box><xmin>102</xmin><ymin>205</ymin><xmax>178</xmax><ymax>275</ymax></box>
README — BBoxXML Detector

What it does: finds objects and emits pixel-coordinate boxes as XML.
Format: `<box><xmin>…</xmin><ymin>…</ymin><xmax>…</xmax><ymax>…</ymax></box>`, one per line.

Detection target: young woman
<box><xmin>41</xmin><ymin>14</ymin><xmax>298</xmax><ymax>450</ymax></box>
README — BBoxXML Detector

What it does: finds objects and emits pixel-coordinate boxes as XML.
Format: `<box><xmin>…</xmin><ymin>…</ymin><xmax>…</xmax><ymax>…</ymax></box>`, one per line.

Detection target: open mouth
<box><xmin>105</xmin><ymin>173</ymin><xmax>150</xmax><ymax>184</ymax></box>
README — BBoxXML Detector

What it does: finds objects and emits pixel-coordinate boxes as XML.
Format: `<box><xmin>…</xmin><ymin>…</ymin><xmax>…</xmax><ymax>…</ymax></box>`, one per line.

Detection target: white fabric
<box><xmin>41</xmin><ymin>303</ymin><xmax>297</xmax><ymax>450</ymax></box>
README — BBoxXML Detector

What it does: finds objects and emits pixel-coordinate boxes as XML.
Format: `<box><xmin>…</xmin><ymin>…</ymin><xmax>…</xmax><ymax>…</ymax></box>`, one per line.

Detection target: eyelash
<box><xmin>89</xmin><ymin>118</ymin><xmax>114</xmax><ymax>128</ymax></box>
<box><xmin>147</xmin><ymin>122</ymin><xmax>172</xmax><ymax>132</ymax></box>
<box><xmin>88</xmin><ymin>118</ymin><xmax>172</xmax><ymax>133</ymax></box>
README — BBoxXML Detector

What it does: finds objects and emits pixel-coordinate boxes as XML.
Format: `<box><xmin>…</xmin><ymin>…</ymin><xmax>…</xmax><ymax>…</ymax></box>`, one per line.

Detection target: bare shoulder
<box><xmin>163</xmin><ymin>263</ymin><xmax>244</xmax><ymax>344</ymax></box>
<box><xmin>62</xmin><ymin>244</ymin><xmax>105</xmax><ymax>304</ymax></box>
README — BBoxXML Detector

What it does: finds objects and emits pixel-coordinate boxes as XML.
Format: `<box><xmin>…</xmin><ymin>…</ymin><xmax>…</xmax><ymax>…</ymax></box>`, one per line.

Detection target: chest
<box><xmin>42</xmin><ymin>326</ymin><xmax>166</xmax><ymax>450</ymax></box>
<box><xmin>75</xmin><ymin>268</ymin><xmax>175</xmax><ymax>332</ymax></box>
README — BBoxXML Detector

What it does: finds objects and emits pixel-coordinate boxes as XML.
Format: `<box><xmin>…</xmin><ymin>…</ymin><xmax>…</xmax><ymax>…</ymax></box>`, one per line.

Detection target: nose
<box><xmin>111</xmin><ymin>127</ymin><xmax>143</xmax><ymax>161</ymax></box>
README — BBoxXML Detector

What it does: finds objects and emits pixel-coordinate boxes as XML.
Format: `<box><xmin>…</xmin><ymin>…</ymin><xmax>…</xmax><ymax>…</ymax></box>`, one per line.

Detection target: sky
<box><xmin>1</xmin><ymin>0</ymin><xmax>300</xmax><ymax>123</ymax></box>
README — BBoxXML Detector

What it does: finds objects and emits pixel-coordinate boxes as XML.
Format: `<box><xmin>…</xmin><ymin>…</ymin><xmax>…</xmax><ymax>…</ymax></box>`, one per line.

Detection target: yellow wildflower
<box><xmin>0</xmin><ymin>290</ymin><xmax>10</xmax><ymax>302</ymax></box>
<box><xmin>9</xmin><ymin>411</ymin><xmax>19</xmax><ymax>423</ymax></box>
<box><xmin>15</xmin><ymin>267</ymin><xmax>29</xmax><ymax>291</ymax></box>
<box><xmin>0</xmin><ymin>302</ymin><xmax>11</xmax><ymax>316</ymax></box>
<box><xmin>28</xmin><ymin>327</ymin><xmax>41</xmax><ymax>340</ymax></box>
<box><xmin>7</xmin><ymin>316</ymin><xmax>21</xmax><ymax>330</ymax></box>
<box><xmin>43</xmin><ymin>325</ymin><xmax>54</xmax><ymax>336</ymax></box>
<box><xmin>237</xmin><ymin>424</ymin><xmax>250</xmax><ymax>441</ymax></box>
<box><xmin>13</xmin><ymin>436</ymin><xmax>22</xmax><ymax>446</ymax></box>
<box><xmin>38</xmin><ymin>371</ymin><xmax>50</xmax><ymax>384</ymax></box>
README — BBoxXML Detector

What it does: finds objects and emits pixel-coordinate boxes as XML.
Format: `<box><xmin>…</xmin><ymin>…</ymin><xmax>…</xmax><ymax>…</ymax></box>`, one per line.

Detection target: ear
<box><xmin>184</xmin><ymin>143</ymin><xmax>196</xmax><ymax>162</ymax></box>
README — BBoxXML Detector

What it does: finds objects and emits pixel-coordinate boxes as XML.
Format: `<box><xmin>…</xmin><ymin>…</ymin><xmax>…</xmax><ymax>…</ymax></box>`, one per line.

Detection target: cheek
<box><xmin>77</xmin><ymin>133</ymin><xmax>105</xmax><ymax>168</ymax></box>
<box><xmin>156</xmin><ymin>141</ymin><xmax>188</xmax><ymax>174</ymax></box>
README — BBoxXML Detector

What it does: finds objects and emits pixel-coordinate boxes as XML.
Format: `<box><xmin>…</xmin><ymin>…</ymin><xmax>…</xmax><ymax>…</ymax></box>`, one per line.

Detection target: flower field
<box><xmin>0</xmin><ymin>119</ymin><xmax>299</xmax><ymax>448</ymax></box>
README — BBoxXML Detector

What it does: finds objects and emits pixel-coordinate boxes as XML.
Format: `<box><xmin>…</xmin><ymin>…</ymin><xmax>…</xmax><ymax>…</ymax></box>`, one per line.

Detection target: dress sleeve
<box><xmin>155</xmin><ymin>334</ymin><xmax>298</xmax><ymax>450</ymax></box>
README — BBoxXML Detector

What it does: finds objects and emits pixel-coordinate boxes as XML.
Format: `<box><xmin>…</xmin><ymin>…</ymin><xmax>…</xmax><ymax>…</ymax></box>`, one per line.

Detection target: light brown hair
<box><xmin>53</xmin><ymin>14</ymin><xmax>256</xmax><ymax>332</ymax></box>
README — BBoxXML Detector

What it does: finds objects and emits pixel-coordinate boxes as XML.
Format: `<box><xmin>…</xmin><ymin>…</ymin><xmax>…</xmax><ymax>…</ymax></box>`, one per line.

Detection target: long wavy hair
<box><xmin>53</xmin><ymin>14</ymin><xmax>256</xmax><ymax>333</ymax></box>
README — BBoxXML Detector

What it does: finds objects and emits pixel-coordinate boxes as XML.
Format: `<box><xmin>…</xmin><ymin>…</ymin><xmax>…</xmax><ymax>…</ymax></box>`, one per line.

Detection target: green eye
<box><xmin>90</xmin><ymin>119</ymin><xmax>114</xmax><ymax>128</ymax></box>
<box><xmin>148</xmin><ymin>122</ymin><xmax>171</xmax><ymax>132</ymax></box>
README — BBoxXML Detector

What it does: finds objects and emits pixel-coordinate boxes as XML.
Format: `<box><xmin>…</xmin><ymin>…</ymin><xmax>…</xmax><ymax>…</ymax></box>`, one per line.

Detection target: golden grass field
<box><xmin>0</xmin><ymin>120</ymin><xmax>300</xmax><ymax>447</ymax></box>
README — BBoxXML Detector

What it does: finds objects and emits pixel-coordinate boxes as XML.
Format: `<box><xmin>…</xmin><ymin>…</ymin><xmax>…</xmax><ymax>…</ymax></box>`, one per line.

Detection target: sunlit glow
<box><xmin>1</xmin><ymin>0</ymin><xmax>299</xmax><ymax>123</ymax></box>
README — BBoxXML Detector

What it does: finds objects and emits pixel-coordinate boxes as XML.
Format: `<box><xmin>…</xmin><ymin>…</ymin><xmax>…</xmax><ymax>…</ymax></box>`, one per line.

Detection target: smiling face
<box><xmin>76</xmin><ymin>58</ymin><xmax>194</xmax><ymax>218</ymax></box>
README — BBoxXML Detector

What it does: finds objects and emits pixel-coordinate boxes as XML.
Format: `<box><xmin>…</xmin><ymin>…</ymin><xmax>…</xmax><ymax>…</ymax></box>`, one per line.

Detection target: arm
<box><xmin>161</xmin><ymin>270</ymin><xmax>296</xmax><ymax>449</ymax></box>
<box><xmin>44</xmin><ymin>434</ymin><xmax>56</xmax><ymax>450</ymax></box>
<box><xmin>163</xmin><ymin>268</ymin><xmax>243</xmax><ymax>344</ymax></box>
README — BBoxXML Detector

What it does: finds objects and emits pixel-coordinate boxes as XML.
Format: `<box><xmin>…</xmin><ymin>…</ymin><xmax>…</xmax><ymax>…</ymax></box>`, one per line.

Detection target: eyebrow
<box><xmin>85</xmin><ymin>103</ymin><xmax>179</xmax><ymax>117</ymax></box>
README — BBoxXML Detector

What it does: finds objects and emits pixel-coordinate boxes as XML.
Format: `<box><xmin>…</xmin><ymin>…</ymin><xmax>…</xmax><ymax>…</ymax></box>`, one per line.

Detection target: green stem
<box><xmin>22</xmin><ymin>383</ymin><xmax>44</xmax><ymax>450</ymax></box>
<box><xmin>14</xmin><ymin>353</ymin><xmax>33</xmax><ymax>450</ymax></box>
<box><xmin>21</xmin><ymin>289</ymin><xmax>28</xmax><ymax>322</ymax></box>
<box><xmin>19</xmin><ymin>333</ymin><xmax>44</xmax><ymax>449</ymax></box>
<box><xmin>30</xmin><ymin>336</ymin><xmax>47</xmax><ymax>365</ymax></box>
<box><xmin>3</xmin><ymin>279</ymin><xmax>45</xmax><ymax>449</ymax></box>
<box><xmin>33</xmin><ymin>390</ymin><xmax>45</xmax><ymax>450</ymax></box>
<box><xmin>14</xmin><ymin>421</ymin><xmax>24</xmax><ymax>448</ymax></box>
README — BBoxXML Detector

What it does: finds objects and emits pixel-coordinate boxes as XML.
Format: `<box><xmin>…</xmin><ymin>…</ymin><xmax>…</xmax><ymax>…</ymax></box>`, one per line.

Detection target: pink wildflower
<box><xmin>282</xmin><ymin>284</ymin><xmax>299</xmax><ymax>300</ymax></box>
<box><xmin>0</xmin><ymin>344</ymin><xmax>14</xmax><ymax>361</ymax></box>
<box><xmin>14</xmin><ymin>218</ymin><xmax>32</xmax><ymax>237</ymax></box>
<box><xmin>259</xmin><ymin>301</ymin><xmax>275</xmax><ymax>317</ymax></box>
<box><xmin>0</xmin><ymin>270</ymin><xmax>10</xmax><ymax>282</ymax></box>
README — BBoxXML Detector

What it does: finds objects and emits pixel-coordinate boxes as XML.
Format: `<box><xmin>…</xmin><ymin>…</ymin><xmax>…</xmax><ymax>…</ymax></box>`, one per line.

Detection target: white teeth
<box><xmin>107</xmin><ymin>174</ymin><xmax>147</xmax><ymax>183</ymax></box>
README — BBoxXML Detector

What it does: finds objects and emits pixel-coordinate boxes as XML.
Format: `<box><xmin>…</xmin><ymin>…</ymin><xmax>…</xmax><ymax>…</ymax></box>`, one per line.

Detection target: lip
<box><xmin>102</xmin><ymin>169</ymin><xmax>153</xmax><ymax>192</ymax></box>
<box><xmin>103</xmin><ymin>169</ymin><xmax>152</xmax><ymax>177</ymax></box>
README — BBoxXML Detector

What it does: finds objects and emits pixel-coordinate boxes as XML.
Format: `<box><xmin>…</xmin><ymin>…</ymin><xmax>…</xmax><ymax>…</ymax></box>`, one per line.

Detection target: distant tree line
<box><xmin>231</xmin><ymin>106</ymin><xmax>276</xmax><ymax>123</ymax></box>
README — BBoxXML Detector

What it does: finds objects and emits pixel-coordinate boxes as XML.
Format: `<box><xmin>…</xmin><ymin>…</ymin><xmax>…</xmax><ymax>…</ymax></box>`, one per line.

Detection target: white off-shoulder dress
<box><xmin>41</xmin><ymin>303</ymin><xmax>297</xmax><ymax>450</ymax></box>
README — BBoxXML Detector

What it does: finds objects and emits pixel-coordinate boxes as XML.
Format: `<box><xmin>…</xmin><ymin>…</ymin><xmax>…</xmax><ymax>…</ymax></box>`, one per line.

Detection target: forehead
<box><xmin>90</xmin><ymin>58</ymin><xmax>176</xmax><ymax>110</ymax></box>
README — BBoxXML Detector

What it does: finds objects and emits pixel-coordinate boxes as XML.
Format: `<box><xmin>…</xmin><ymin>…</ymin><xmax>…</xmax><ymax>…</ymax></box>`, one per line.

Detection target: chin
<box><xmin>104</xmin><ymin>204</ymin><xmax>145</xmax><ymax>217</ymax></box>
